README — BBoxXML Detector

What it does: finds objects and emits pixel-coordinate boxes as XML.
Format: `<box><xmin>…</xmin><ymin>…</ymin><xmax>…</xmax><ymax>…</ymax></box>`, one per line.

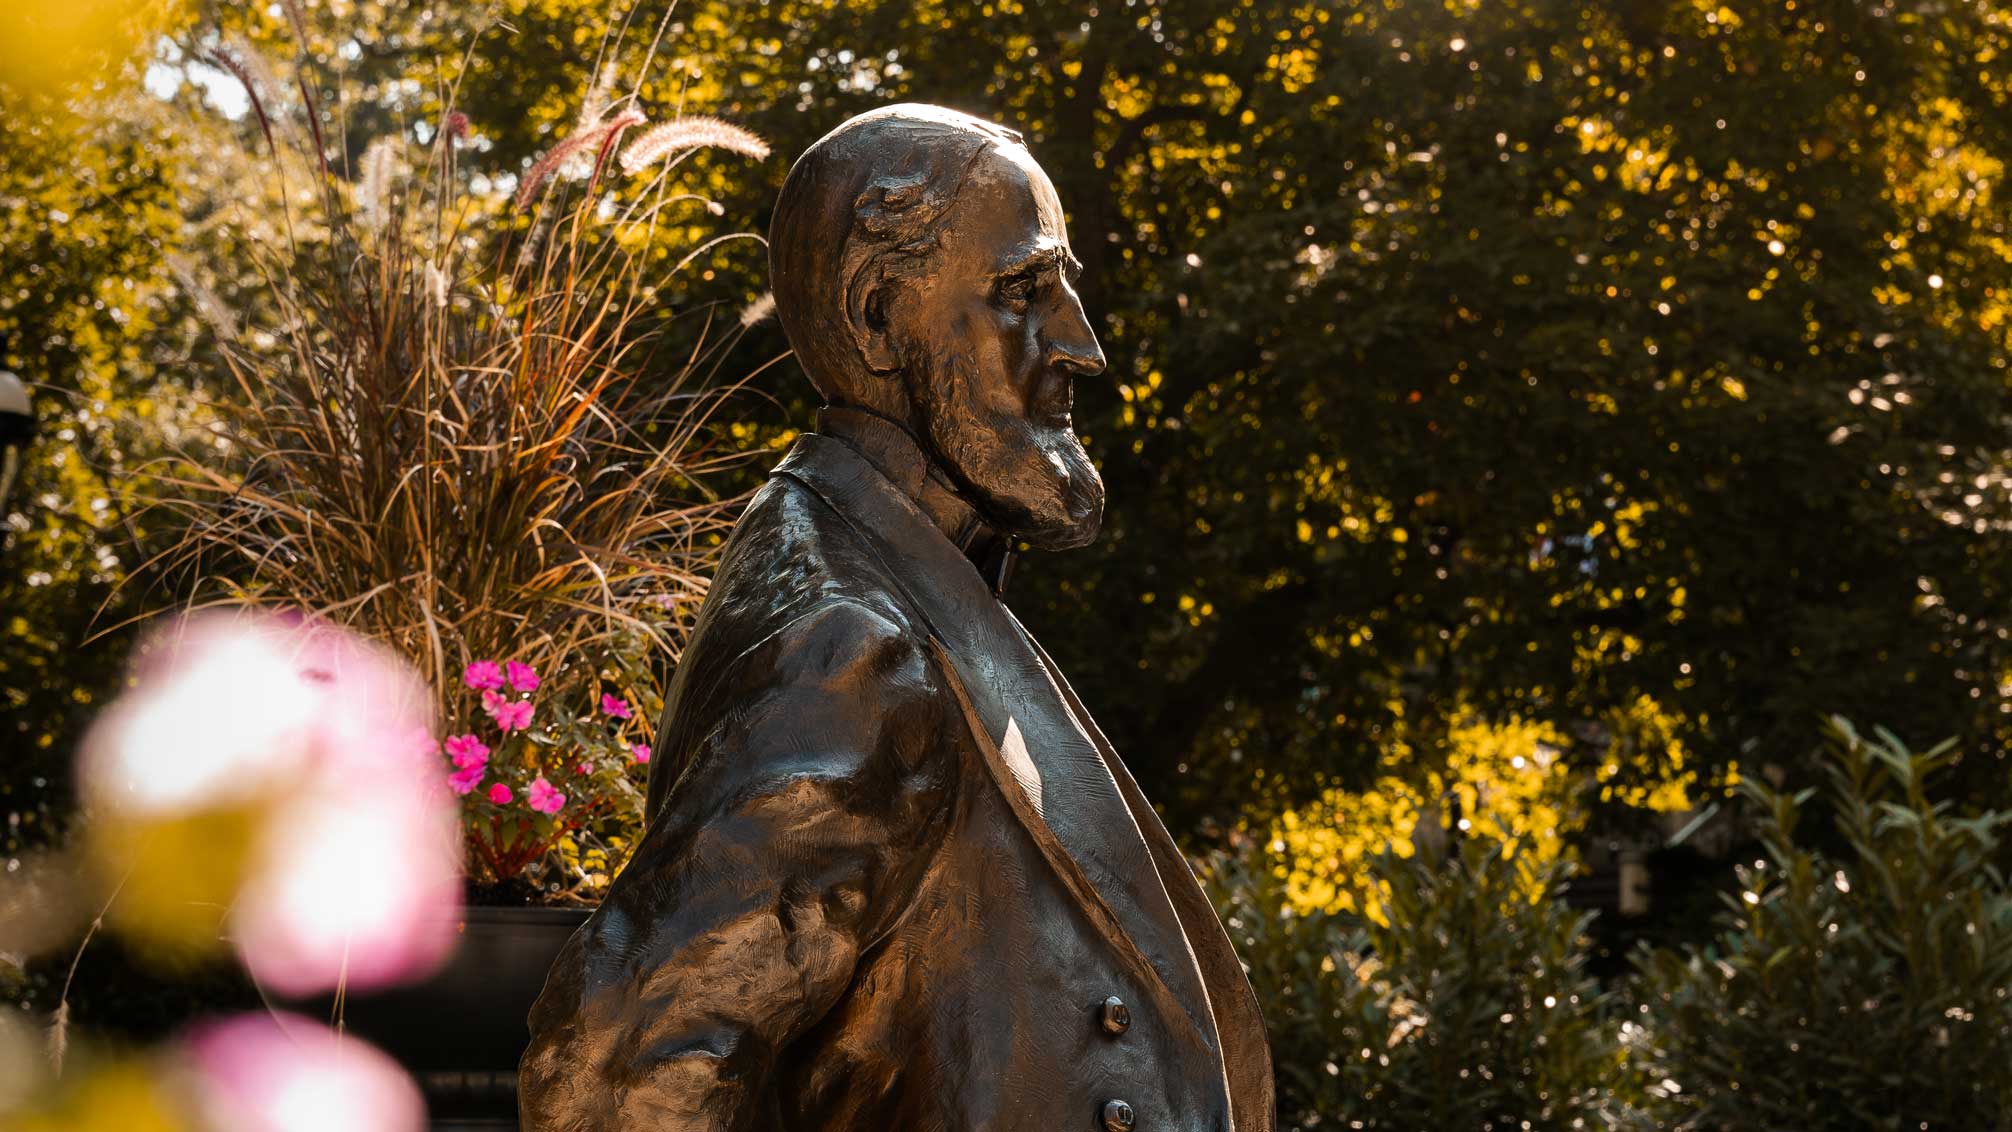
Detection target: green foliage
<box><xmin>1629</xmin><ymin>719</ymin><xmax>2012</xmax><ymax>1130</ymax></box>
<box><xmin>0</xmin><ymin>89</ymin><xmax>212</xmax><ymax>851</ymax></box>
<box><xmin>19</xmin><ymin>0</ymin><xmax>2012</xmax><ymax>838</ymax></box>
<box><xmin>1210</xmin><ymin>835</ymin><xmax>1645</xmax><ymax>1130</ymax></box>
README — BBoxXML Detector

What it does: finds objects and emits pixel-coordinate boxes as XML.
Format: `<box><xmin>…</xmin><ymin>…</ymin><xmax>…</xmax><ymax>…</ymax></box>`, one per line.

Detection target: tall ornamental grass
<box><xmin>131</xmin><ymin>31</ymin><xmax>774</xmax><ymax>895</ymax></box>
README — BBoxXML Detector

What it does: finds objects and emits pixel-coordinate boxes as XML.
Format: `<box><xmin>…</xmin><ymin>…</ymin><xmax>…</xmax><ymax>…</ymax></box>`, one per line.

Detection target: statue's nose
<box><xmin>1046</xmin><ymin>302</ymin><xmax>1107</xmax><ymax>379</ymax></box>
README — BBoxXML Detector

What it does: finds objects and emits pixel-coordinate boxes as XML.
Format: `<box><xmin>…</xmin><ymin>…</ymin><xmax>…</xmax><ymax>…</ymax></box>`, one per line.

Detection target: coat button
<box><xmin>1099</xmin><ymin>995</ymin><xmax>1132</xmax><ymax>1036</ymax></box>
<box><xmin>1101</xmin><ymin>1099</ymin><xmax>1136</xmax><ymax>1132</ymax></box>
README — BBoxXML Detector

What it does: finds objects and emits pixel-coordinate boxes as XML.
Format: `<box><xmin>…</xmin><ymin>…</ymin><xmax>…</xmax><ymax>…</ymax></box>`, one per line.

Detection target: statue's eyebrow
<box><xmin>999</xmin><ymin>245</ymin><xmax>1083</xmax><ymax>283</ymax></box>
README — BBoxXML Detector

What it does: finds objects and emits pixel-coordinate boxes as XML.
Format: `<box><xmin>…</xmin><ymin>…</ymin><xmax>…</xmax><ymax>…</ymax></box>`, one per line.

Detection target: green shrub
<box><xmin>1209</xmin><ymin>835</ymin><xmax>1646</xmax><ymax>1130</ymax></box>
<box><xmin>1628</xmin><ymin>719</ymin><xmax>2012</xmax><ymax>1131</ymax></box>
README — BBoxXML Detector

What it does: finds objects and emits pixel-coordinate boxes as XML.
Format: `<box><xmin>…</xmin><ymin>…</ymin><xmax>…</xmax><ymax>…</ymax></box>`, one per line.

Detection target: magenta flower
<box><xmin>483</xmin><ymin>690</ymin><xmax>534</xmax><ymax>732</ymax></box>
<box><xmin>526</xmin><ymin>777</ymin><xmax>566</xmax><ymax>815</ymax></box>
<box><xmin>505</xmin><ymin>660</ymin><xmax>540</xmax><ymax>692</ymax></box>
<box><xmin>601</xmin><ymin>693</ymin><xmax>633</xmax><ymax>720</ymax></box>
<box><xmin>462</xmin><ymin>660</ymin><xmax>504</xmax><ymax>691</ymax></box>
<box><xmin>576</xmin><ymin>762</ymin><xmax>593</xmax><ymax>776</ymax></box>
<box><xmin>487</xmin><ymin>782</ymin><xmax>513</xmax><ymax>805</ymax></box>
<box><xmin>447</xmin><ymin>765</ymin><xmax>486</xmax><ymax>795</ymax></box>
<box><xmin>630</xmin><ymin>743</ymin><xmax>651</xmax><ymax>765</ymax></box>
<box><xmin>444</xmin><ymin>733</ymin><xmax>490</xmax><ymax>769</ymax></box>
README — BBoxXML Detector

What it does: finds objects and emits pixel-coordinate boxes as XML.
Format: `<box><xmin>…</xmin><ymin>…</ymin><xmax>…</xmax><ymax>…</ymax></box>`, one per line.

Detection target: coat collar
<box><xmin>812</xmin><ymin>406</ymin><xmax>1017</xmax><ymax>595</ymax></box>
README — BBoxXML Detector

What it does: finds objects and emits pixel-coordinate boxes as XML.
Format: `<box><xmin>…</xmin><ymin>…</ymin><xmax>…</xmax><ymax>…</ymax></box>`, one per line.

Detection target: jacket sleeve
<box><xmin>519</xmin><ymin>601</ymin><xmax>954</xmax><ymax>1132</ymax></box>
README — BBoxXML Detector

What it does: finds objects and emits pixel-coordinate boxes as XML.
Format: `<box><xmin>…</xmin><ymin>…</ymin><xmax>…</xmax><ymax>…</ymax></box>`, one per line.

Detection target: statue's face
<box><xmin>887</xmin><ymin>144</ymin><xmax>1108</xmax><ymax>550</ymax></box>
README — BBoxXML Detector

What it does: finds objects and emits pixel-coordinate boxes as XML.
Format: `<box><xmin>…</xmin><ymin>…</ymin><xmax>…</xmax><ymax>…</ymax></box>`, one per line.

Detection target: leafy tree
<box><xmin>721</xmin><ymin>0</ymin><xmax>2012</xmax><ymax>834</ymax></box>
<box><xmin>0</xmin><ymin>8</ymin><xmax>224</xmax><ymax>853</ymax></box>
<box><xmin>17</xmin><ymin>0</ymin><xmax>2012</xmax><ymax>843</ymax></box>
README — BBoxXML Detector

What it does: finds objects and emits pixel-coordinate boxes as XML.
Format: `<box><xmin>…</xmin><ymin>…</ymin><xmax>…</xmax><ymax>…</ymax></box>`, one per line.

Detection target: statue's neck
<box><xmin>816</xmin><ymin>404</ymin><xmax>1015</xmax><ymax>594</ymax></box>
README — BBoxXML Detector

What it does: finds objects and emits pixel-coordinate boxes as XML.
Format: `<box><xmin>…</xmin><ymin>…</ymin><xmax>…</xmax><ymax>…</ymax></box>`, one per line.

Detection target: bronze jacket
<box><xmin>520</xmin><ymin>432</ymin><xmax>1273</xmax><ymax>1132</ymax></box>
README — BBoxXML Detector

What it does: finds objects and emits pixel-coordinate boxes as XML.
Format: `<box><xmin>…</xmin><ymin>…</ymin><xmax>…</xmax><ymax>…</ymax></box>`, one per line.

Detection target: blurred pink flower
<box><xmin>488</xmin><ymin>782</ymin><xmax>514</xmax><ymax>805</ymax></box>
<box><xmin>448</xmin><ymin>765</ymin><xmax>486</xmax><ymax>795</ymax></box>
<box><xmin>444</xmin><ymin>733</ymin><xmax>490</xmax><ymax>769</ymax></box>
<box><xmin>483</xmin><ymin>690</ymin><xmax>534</xmax><ymax>732</ymax></box>
<box><xmin>505</xmin><ymin>659</ymin><xmax>540</xmax><ymax>692</ymax></box>
<box><xmin>631</xmin><ymin>743</ymin><xmax>651</xmax><ymax>764</ymax></box>
<box><xmin>526</xmin><ymin>777</ymin><xmax>566</xmax><ymax>815</ymax></box>
<box><xmin>81</xmin><ymin>612</ymin><xmax>462</xmax><ymax>997</ymax></box>
<box><xmin>184</xmin><ymin>1012</ymin><xmax>425</xmax><ymax>1132</ymax></box>
<box><xmin>462</xmin><ymin>659</ymin><xmax>504</xmax><ymax>690</ymax></box>
<box><xmin>576</xmin><ymin>762</ymin><xmax>593</xmax><ymax>776</ymax></box>
<box><xmin>601</xmin><ymin>693</ymin><xmax>632</xmax><ymax>720</ymax></box>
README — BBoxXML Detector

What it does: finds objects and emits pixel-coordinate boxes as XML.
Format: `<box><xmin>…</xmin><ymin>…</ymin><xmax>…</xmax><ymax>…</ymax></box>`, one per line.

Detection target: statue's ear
<box><xmin>845</xmin><ymin>277</ymin><xmax>901</xmax><ymax>375</ymax></box>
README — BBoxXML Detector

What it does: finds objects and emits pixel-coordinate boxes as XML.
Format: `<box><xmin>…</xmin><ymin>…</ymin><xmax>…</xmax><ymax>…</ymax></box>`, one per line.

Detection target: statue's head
<box><xmin>770</xmin><ymin>104</ymin><xmax>1108</xmax><ymax>550</ymax></box>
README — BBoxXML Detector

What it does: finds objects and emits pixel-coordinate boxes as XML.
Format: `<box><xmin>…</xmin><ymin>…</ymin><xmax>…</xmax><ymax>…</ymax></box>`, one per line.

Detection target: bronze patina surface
<box><xmin>520</xmin><ymin>104</ymin><xmax>1273</xmax><ymax>1132</ymax></box>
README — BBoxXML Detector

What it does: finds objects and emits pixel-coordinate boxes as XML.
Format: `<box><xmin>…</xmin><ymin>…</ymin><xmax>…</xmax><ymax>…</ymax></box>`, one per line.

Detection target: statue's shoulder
<box><xmin>657</xmin><ymin>473</ymin><xmax>929</xmax><ymax>711</ymax></box>
<box><xmin>646</xmin><ymin>473</ymin><xmax>939</xmax><ymax>815</ymax></box>
<box><xmin>708</xmin><ymin>470</ymin><xmax>922</xmax><ymax>642</ymax></box>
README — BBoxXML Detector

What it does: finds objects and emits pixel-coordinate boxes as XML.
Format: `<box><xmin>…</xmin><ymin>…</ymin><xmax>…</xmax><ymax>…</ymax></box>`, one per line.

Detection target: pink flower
<box><xmin>526</xmin><ymin>777</ymin><xmax>566</xmax><ymax>815</ymax></box>
<box><xmin>184</xmin><ymin>1013</ymin><xmax>425</xmax><ymax>1132</ymax></box>
<box><xmin>483</xmin><ymin>690</ymin><xmax>534</xmax><ymax>732</ymax></box>
<box><xmin>444</xmin><ymin>733</ymin><xmax>490</xmax><ymax>769</ymax></box>
<box><xmin>462</xmin><ymin>660</ymin><xmax>504</xmax><ymax>690</ymax></box>
<box><xmin>630</xmin><ymin>743</ymin><xmax>651</xmax><ymax>765</ymax></box>
<box><xmin>487</xmin><ymin>783</ymin><xmax>513</xmax><ymax>805</ymax></box>
<box><xmin>505</xmin><ymin>660</ymin><xmax>540</xmax><ymax>692</ymax></box>
<box><xmin>576</xmin><ymin>762</ymin><xmax>593</xmax><ymax>776</ymax></box>
<box><xmin>601</xmin><ymin>693</ymin><xmax>632</xmax><ymax>720</ymax></box>
<box><xmin>78</xmin><ymin>612</ymin><xmax>462</xmax><ymax>997</ymax></box>
<box><xmin>447</xmin><ymin>765</ymin><xmax>486</xmax><ymax>795</ymax></box>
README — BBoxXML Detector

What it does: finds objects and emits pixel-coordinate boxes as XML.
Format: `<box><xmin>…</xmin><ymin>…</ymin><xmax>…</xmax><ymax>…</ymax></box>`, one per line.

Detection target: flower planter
<box><xmin>286</xmin><ymin>905</ymin><xmax>590</xmax><ymax>1129</ymax></box>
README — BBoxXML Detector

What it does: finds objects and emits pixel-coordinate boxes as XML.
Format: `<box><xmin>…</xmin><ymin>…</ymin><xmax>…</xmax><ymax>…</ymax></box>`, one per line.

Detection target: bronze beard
<box><xmin>903</xmin><ymin>333</ymin><xmax>1105</xmax><ymax>551</ymax></box>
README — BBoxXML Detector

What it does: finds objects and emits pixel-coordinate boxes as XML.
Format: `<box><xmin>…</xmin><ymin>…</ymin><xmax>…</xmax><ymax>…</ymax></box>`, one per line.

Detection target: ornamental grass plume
<box><xmin>619</xmin><ymin>114</ymin><xmax>772</xmax><ymax>176</ymax></box>
<box><xmin>739</xmin><ymin>290</ymin><xmax>777</xmax><ymax>328</ymax></box>
<box><xmin>514</xmin><ymin>105</ymin><xmax>647</xmax><ymax>209</ymax></box>
<box><xmin>140</xmin><ymin>89</ymin><xmax>759</xmax><ymax>702</ymax></box>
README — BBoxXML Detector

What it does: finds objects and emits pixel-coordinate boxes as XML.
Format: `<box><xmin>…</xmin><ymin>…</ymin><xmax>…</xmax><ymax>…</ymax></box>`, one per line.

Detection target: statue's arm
<box><xmin>520</xmin><ymin>600</ymin><xmax>953</xmax><ymax>1132</ymax></box>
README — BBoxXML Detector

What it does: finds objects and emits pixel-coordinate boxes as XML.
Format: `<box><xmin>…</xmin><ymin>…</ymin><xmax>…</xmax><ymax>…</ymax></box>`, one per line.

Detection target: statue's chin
<box><xmin>936</xmin><ymin>423</ymin><xmax>1105</xmax><ymax>551</ymax></box>
<box><xmin>1014</xmin><ymin>477</ymin><xmax>1103</xmax><ymax>550</ymax></box>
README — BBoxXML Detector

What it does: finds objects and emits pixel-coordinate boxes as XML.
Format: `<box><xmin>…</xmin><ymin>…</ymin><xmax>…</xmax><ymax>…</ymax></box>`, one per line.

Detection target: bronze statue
<box><xmin>520</xmin><ymin>104</ymin><xmax>1273</xmax><ymax>1132</ymax></box>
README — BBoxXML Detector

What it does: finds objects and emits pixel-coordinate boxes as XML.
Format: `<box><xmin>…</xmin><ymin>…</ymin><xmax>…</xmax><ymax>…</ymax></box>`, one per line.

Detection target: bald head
<box><xmin>768</xmin><ymin>104</ymin><xmax>1025</xmax><ymax>403</ymax></box>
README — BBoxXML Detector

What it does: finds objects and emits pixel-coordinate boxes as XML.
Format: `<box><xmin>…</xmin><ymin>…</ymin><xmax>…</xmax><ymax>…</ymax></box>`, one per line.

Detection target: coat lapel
<box><xmin>1019</xmin><ymin>629</ymin><xmax>1277</xmax><ymax>1132</ymax></box>
<box><xmin>773</xmin><ymin>435</ymin><xmax>1223</xmax><ymax>1060</ymax></box>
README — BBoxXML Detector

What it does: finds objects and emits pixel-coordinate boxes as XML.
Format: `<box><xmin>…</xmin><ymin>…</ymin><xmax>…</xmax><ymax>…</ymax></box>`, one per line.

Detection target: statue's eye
<box><xmin>998</xmin><ymin>272</ymin><xmax>1039</xmax><ymax>304</ymax></box>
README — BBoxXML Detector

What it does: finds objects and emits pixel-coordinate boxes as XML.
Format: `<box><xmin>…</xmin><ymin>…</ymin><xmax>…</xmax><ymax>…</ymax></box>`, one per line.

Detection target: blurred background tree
<box><xmin>654</xmin><ymin>0</ymin><xmax>2012</xmax><ymax>839</ymax></box>
<box><xmin>222</xmin><ymin>0</ymin><xmax>2008</xmax><ymax>837</ymax></box>
<box><xmin>7</xmin><ymin>0</ymin><xmax>2009</xmax><ymax>897</ymax></box>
